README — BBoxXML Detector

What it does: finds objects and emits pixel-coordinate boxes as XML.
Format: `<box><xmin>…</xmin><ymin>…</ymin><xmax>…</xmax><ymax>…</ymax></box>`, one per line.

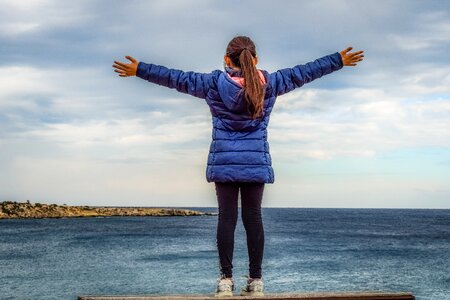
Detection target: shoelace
<box><xmin>241</xmin><ymin>275</ymin><xmax>264</xmax><ymax>292</ymax></box>
<box><xmin>217</xmin><ymin>276</ymin><xmax>234</xmax><ymax>291</ymax></box>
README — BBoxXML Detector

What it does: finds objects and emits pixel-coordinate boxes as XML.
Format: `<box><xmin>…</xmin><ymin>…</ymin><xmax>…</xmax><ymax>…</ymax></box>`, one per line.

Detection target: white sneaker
<box><xmin>215</xmin><ymin>275</ymin><xmax>234</xmax><ymax>297</ymax></box>
<box><xmin>240</xmin><ymin>276</ymin><xmax>264</xmax><ymax>297</ymax></box>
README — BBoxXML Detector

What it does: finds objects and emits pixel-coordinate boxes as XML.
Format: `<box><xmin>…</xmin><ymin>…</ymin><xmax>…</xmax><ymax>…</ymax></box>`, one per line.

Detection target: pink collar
<box><xmin>228</xmin><ymin>70</ymin><xmax>266</xmax><ymax>86</ymax></box>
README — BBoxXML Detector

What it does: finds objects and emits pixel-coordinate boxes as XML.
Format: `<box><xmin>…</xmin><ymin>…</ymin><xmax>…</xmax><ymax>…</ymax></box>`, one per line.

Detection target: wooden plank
<box><xmin>78</xmin><ymin>291</ymin><xmax>415</xmax><ymax>300</ymax></box>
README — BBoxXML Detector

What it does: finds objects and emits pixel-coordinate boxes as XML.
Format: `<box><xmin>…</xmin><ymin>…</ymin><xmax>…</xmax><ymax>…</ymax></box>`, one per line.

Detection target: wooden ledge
<box><xmin>78</xmin><ymin>291</ymin><xmax>415</xmax><ymax>300</ymax></box>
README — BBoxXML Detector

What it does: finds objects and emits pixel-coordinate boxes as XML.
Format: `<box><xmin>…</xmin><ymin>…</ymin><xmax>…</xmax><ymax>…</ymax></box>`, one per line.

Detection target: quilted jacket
<box><xmin>136</xmin><ymin>52</ymin><xmax>343</xmax><ymax>183</ymax></box>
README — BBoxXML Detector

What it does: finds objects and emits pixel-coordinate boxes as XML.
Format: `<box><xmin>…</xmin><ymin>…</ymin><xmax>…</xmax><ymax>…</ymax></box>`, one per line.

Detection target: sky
<box><xmin>1</xmin><ymin>0</ymin><xmax>449</xmax><ymax>208</ymax></box>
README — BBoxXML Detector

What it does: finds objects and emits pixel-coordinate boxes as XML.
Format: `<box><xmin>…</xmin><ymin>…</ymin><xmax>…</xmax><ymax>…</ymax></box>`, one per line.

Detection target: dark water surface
<box><xmin>1</xmin><ymin>208</ymin><xmax>449</xmax><ymax>299</ymax></box>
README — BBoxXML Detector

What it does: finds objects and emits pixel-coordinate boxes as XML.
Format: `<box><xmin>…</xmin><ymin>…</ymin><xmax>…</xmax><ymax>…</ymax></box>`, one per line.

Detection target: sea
<box><xmin>0</xmin><ymin>208</ymin><xmax>449</xmax><ymax>300</ymax></box>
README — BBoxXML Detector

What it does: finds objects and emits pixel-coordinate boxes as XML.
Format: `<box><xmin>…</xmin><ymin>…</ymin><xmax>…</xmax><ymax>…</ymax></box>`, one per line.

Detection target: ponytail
<box><xmin>239</xmin><ymin>49</ymin><xmax>265</xmax><ymax>119</ymax></box>
<box><xmin>225</xmin><ymin>36</ymin><xmax>265</xmax><ymax>119</ymax></box>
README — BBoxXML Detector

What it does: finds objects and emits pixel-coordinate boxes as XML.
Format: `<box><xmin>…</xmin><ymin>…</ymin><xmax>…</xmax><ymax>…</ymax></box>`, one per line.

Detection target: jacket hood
<box><xmin>218</xmin><ymin>68</ymin><xmax>267</xmax><ymax>112</ymax></box>
<box><xmin>217</xmin><ymin>68</ymin><xmax>249</xmax><ymax>113</ymax></box>
<box><xmin>215</xmin><ymin>68</ymin><xmax>268</xmax><ymax>131</ymax></box>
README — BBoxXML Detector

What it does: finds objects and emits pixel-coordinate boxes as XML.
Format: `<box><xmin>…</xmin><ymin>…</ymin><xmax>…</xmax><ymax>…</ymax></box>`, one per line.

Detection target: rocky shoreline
<box><xmin>0</xmin><ymin>201</ymin><xmax>216</xmax><ymax>219</ymax></box>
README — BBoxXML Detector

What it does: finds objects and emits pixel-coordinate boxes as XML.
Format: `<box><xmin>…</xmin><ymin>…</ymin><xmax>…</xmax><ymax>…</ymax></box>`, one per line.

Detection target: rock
<box><xmin>0</xmin><ymin>201</ymin><xmax>215</xmax><ymax>219</ymax></box>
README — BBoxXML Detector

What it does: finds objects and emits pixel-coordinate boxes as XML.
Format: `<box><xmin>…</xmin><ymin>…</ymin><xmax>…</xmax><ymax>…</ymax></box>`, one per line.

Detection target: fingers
<box><xmin>114</xmin><ymin>55</ymin><xmax>137</xmax><ymax>66</ymax></box>
<box><xmin>347</xmin><ymin>57</ymin><xmax>364</xmax><ymax>66</ymax></box>
<box><xmin>349</xmin><ymin>51</ymin><xmax>364</xmax><ymax>59</ymax></box>
<box><xmin>350</xmin><ymin>54</ymin><xmax>364</xmax><ymax>61</ymax></box>
<box><xmin>346</xmin><ymin>49</ymin><xmax>364</xmax><ymax>66</ymax></box>
<box><xmin>113</xmin><ymin>63</ymin><xmax>129</xmax><ymax>72</ymax></box>
<box><xmin>351</xmin><ymin>50</ymin><xmax>364</xmax><ymax>55</ymax></box>
<box><xmin>113</xmin><ymin>61</ymin><xmax>132</xmax><ymax>73</ymax></box>
<box><xmin>113</xmin><ymin>61</ymin><xmax>129</xmax><ymax>68</ymax></box>
<box><xmin>339</xmin><ymin>46</ymin><xmax>364</xmax><ymax>66</ymax></box>
<box><xmin>344</xmin><ymin>49</ymin><xmax>363</xmax><ymax>57</ymax></box>
<box><xmin>351</xmin><ymin>53</ymin><xmax>364</xmax><ymax>61</ymax></box>
<box><xmin>112</xmin><ymin>56</ymin><xmax>138</xmax><ymax>77</ymax></box>
<box><xmin>343</xmin><ymin>46</ymin><xmax>353</xmax><ymax>54</ymax></box>
<box><xmin>114</xmin><ymin>69</ymin><xmax>130</xmax><ymax>76</ymax></box>
<box><xmin>113</xmin><ymin>62</ymin><xmax>132</xmax><ymax>76</ymax></box>
<box><xmin>342</xmin><ymin>47</ymin><xmax>364</xmax><ymax>57</ymax></box>
<box><xmin>114</xmin><ymin>68</ymin><xmax>126</xmax><ymax>75</ymax></box>
<box><xmin>126</xmin><ymin>55</ymin><xmax>137</xmax><ymax>63</ymax></box>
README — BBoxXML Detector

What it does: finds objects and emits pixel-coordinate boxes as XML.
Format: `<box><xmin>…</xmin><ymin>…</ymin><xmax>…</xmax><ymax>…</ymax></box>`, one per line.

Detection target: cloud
<box><xmin>269</xmin><ymin>80</ymin><xmax>450</xmax><ymax>161</ymax></box>
<box><xmin>1</xmin><ymin>0</ymin><xmax>449</xmax><ymax>207</ymax></box>
<box><xmin>387</xmin><ymin>11</ymin><xmax>450</xmax><ymax>51</ymax></box>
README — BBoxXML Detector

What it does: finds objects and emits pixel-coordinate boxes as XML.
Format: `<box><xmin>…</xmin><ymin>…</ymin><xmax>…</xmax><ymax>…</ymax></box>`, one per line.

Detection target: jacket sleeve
<box><xmin>270</xmin><ymin>52</ymin><xmax>343</xmax><ymax>96</ymax></box>
<box><xmin>136</xmin><ymin>62</ymin><xmax>214</xmax><ymax>99</ymax></box>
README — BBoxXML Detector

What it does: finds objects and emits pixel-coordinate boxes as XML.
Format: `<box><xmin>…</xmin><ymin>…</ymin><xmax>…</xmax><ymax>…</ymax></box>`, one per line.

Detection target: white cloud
<box><xmin>0</xmin><ymin>0</ymin><xmax>93</xmax><ymax>36</ymax></box>
<box><xmin>25</xmin><ymin>115</ymin><xmax>210</xmax><ymax>150</ymax></box>
<box><xmin>1</xmin><ymin>0</ymin><xmax>449</xmax><ymax>207</ymax></box>
<box><xmin>270</xmin><ymin>83</ymin><xmax>450</xmax><ymax>162</ymax></box>
<box><xmin>0</xmin><ymin>66</ymin><xmax>52</xmax><ymax>98</ymax></box>
<box><xmin>388</xmin><ymin>11</ymin><xmax>450</xmax><ymax>50</ymax></box>
<box><xmin>3</xmin><ymin>156</ymin><xmax>213</xmax><ymax>207</ymax></box>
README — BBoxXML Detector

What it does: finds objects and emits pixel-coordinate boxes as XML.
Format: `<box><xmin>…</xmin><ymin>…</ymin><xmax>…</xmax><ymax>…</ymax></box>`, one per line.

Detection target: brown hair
<box><xmin>226</xmin><ymin>36</ymin><xmax>265</xmax><ymax>119</ymax></box>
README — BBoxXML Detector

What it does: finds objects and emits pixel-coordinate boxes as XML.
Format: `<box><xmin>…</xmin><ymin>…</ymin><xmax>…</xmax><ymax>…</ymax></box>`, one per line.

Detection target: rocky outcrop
<box><xmin>0</xmin><ymin>201</ymin><xmax>215</xmax><ymax>219</ymax></box>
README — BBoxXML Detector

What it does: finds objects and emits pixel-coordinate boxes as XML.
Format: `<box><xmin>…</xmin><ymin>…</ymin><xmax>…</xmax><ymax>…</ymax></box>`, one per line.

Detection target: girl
<box><xmin>113</xmin><ymin>36</ymin><xmax>364</xmax><ymax>297</ymax></box>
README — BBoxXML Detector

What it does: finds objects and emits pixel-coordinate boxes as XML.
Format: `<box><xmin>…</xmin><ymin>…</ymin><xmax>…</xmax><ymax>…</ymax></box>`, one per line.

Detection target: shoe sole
<box><xmin>215</xmin><ymin>291</ymin><xmax>233</xmax><ymax>297</ymax></box>
<box><xmin>240</xmin><ymin>291</ymin><xmax>264</xmax><ymax>297</ymax></box>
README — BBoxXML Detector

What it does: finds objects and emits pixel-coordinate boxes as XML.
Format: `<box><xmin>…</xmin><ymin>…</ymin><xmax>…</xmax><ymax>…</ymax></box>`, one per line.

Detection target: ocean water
<box><xmin>0</xmin><ymin>208</ymin><xmax>449</xmax><ymax>300</ymax></box>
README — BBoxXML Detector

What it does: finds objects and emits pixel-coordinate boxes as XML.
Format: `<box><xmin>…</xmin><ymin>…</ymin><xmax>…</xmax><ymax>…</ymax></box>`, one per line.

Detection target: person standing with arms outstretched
<box><xmin>113</xmin><ymin>36</ymin><xmax>364</xmax><ymax>297</ymax></box>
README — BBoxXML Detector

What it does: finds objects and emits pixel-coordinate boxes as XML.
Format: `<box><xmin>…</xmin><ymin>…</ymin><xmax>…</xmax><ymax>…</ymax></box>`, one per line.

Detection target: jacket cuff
<box><xmin>332</xmin><ymin>52</ymin><xmax>344</xmax><ymax>69</ymax></box>
<box><xmin>136</xmin><ymin>61</ymin><xmax>150</xmax><ymax>79</ymax></box>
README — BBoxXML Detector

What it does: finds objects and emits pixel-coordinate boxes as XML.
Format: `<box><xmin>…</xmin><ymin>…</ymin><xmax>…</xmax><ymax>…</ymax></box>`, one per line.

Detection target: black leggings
<box><xmin>215</xmin><ymin>181</ymin><xmax>265</xmax><ymax>279</ymax></box>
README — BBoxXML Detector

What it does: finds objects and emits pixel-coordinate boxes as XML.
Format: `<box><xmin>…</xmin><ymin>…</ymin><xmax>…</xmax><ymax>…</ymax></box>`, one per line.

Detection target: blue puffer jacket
<box><xmin>136</xmin><ymin>52</ymin><xmax>343</xmax><ymax>183</ymax></box>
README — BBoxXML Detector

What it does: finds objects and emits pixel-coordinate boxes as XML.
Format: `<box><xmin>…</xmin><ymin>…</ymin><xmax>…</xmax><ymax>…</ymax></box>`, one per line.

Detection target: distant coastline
<box><xmin>0</xmin><ymin>201</ymin><xmax>216</xmax><ymax>219</ymax></box>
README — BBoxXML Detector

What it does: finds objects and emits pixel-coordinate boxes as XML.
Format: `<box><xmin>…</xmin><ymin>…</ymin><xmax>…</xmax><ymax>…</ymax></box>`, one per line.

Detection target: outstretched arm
<box><xmin>270</xmin><ymin>47</ymin><xmax>364</xmax><ymax>96</ymax></box>
<box><xmin>112</xmin><ymin>56</ymin><xmax>214</xmax><ymax>99</ymax></box>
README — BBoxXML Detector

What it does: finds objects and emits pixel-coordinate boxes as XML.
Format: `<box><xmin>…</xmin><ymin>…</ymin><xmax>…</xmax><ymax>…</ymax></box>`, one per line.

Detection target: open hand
<box><xmin>339</xmin><ymin>47</ymin><xmax>364</xmax><ymax>66</ymax></box>
<box><xmin>113</xmin><ymin>56</ymin><xmax>139</xmax><ymax>77</ymax></box>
